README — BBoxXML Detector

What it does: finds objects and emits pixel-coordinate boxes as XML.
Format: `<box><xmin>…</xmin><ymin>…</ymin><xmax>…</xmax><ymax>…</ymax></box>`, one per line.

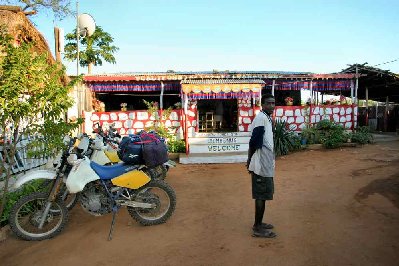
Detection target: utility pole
<box><xmin>76</xmin><ymin>0</ymin><xmax>80</xmax><ymax>76</ymax></box>
<box><xmin>76</xmin><ymin>0</ymin><xmax>82</xmax><ymax>133</ymax></box>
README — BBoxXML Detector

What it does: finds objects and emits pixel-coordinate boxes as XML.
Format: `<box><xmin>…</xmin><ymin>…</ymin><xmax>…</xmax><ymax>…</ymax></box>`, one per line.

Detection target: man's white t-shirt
<box><xmin>248</xmin><ymin>111</ymin><xmax>275</xmax><ymax>177</ymax></box>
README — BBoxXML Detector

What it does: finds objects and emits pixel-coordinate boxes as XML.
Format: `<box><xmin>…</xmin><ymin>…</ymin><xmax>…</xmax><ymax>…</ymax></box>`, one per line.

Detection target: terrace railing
<box><xmin>0</xmin><ymin>137</ymin><xmax>49</xmax><ymax>182</ymax></box>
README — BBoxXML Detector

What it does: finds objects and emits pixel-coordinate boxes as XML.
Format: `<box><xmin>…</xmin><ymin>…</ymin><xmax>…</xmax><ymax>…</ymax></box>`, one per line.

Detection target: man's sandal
<box><xmin>252</xmin><ymin>223</ymin><xmax>274</xmax><ymax>230</ymax></box>
<box><xmin>252</xmin><ymin>229</ymin><xmax>277</xmax><ymax>238</ymax></box>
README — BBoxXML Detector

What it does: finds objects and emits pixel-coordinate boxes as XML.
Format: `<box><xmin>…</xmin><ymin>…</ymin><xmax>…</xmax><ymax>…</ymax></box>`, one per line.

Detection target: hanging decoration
<box><xmin>182</xmin><ymin>83</ymin><xmax>262</xmax><ymax>94</ymax></box>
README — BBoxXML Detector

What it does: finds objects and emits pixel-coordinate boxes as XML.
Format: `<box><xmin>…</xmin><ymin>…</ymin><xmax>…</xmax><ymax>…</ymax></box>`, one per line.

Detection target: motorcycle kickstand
<box><xmin>108</xmin><ymin>207</ymin><xmax>118</xmax><ymax>241</ymax></box>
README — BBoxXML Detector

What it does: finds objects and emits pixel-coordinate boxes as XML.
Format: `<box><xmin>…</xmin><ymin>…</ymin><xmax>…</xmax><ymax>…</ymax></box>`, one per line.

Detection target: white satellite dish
<box><xmin>78</xmin><ymin>13</ymin><xmax>96</xmax><ymax>36</ymax></box>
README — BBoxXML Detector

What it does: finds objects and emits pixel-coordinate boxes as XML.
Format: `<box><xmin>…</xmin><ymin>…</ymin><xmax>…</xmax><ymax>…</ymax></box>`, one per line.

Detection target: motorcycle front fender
<box><xmin>14</xmin><ymin>169</ymin><xmax>57</xmax><ymax>189</ymax></box>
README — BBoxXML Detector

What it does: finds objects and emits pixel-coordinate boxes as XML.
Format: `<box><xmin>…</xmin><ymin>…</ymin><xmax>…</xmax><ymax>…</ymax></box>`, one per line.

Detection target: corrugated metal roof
<box><xmin>83</xmin><ymin>71</ymin><xmax>356</xmax><ymax>83</ymax></box>
<box><xmin>112</xmin><ymin>70</ymin><xmax>312</xmax><ymax>75</ymax></box>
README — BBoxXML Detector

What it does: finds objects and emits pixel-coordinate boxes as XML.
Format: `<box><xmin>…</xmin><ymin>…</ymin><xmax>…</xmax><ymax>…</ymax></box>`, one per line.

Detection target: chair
<box><xmin>198</xmin><ymin>113</ymin><xmax>206</xmax><ymax>131</ymax></box>
<box><xmin>205</xmin><ymin>112</ymin><xmax>214</xmax><ymax>132</ymax></box>
<box><xmin>214</xmin><ymin>115</ymin><xmax>223</xmax><ymax>130</ymax></box>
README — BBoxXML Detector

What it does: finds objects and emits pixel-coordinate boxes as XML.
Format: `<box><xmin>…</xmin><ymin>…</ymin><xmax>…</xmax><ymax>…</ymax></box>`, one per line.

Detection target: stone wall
<box><xmin>238</xmin><ymin>98</ymin><xmax>258</xmax><ymax>132</ymax></box>
<box><xmin>85</xmin><ymin>104</ymin><xmax>358</xmax><ymax>135</ymax></box>
<box><xmin>85</xmin><ymin>110</ymin><xmax>183</xmax><ymax>135</ymax></box>
<box><xmin>274</xmin><ymin>105</ymin><xmax>358</xmax><ymax>131</ymax></box>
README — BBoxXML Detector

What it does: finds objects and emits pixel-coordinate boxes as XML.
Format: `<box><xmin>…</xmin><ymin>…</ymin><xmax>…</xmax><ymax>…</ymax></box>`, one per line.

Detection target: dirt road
<box><xmin>1</xmin><ymin>141</ymin><xmax>399</xmax><ymax>266</ymax></box>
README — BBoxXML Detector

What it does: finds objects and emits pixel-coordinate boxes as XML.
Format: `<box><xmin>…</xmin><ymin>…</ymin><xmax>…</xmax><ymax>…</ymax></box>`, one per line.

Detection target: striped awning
<box><xmin>181</xmin><ymin>79</ymin><xmax>264</xmax><ymax>94</ymax></box>
<box><xmin>186</xmin><ymin>92</ymin><xmax>256</xmax><ymax>100</ymax></box>
<box><xmin>264</xmin><ymin>80</ymin><xmax>352</xmax><ymax>91</ymax></box>
<box><xmin>88</xmin><ymin>82</ymin><xmax>180</xmax><ymax>92</ymax></box>
<box><xmin>312</xmin><ymin>80</ymin><xmax>352</xmax><ymax>91</ymax></box>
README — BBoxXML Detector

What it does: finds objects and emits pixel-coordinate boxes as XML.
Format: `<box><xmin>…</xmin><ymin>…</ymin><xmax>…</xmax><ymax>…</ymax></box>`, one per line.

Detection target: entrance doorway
<box><xmin>197</xmin><ymin>100</ymin><xmax>238</xmax><ymax>132</ymax></box>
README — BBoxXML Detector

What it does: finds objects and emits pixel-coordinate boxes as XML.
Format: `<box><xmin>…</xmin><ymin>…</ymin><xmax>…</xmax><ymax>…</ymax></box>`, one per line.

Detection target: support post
<box><xmin>309</xmin><ymin>80</ymin><xmax>313</xmax><ymax>126</ymax></box>
<box><xmin>183</xmin><ymin>94</ymin><xmax>189</xmax><ymax>155</ymax></box>
<box><xmin>350</xmin><ymin>80</ymin><xmax>354</xmax><ymax>130</ymax></box>
<box><xmin>365</xmin><ymin>87</ymin><xmax>369</xmax><ymax>126</ymax></box>
<box><xmin>354</xmin><ymin>67</ymin><xmax>359</xmax><ymax>130</ymax></box>
<box><xmin>271</xmin><ymin>80</ymin><xmax>275</xmax><ymax>96</ymax></box>
<box><xmin>159</xmin><ymin>81</ymin><xmax>164</xmax><ymax>127</ymax></box>
<box><xmin>384</xmin><ymin>96</ymin><xmax>389</xmax><ymax>132</ymax></box>
<box><xmin>375</xmin><ymin>102</ymin><xmax>379</xmax><ymax>131</ymax></box>
<box><xmin>355</xmin><ymin>68</ymin><xmax>359</xmax><ymax>101</ymax></box>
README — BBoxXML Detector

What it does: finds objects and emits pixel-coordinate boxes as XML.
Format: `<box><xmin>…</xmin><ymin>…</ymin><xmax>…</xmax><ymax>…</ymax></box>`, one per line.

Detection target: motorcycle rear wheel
<box><xmin>127</xmin><ymin>180</ymin><xmax>176</xmax><ymax>226</ymax></box>
<box><xmin>9</xmin><ymin>191</ymin><xmax>68</xmax><ymax>241</ymax></box>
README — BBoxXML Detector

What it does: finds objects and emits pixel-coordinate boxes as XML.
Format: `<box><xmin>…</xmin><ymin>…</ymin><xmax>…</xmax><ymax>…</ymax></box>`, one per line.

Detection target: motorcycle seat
<box><xmin>90</xmin><ymin>161</ymin><xmax>135</xmax><ymax>180</ymax></box>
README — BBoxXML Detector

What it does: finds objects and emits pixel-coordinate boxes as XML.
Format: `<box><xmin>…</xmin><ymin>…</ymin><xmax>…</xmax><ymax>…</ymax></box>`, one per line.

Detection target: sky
<box><xmin>26</xmin><ymin>0</ymin><xmax>399</xmax><ymax>75</ymax></box>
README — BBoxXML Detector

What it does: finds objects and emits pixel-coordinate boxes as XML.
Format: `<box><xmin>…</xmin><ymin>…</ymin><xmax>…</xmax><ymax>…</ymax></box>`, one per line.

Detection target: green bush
<box><xmin>350</xmin><ymin>126</ymin><xmax>374</xmax><ymax>144</ymax></box>
<box><xmin>167</xmin><ymin>139</ymin><xmax>186</xmax><ymax>153</ymax></box>
<box><xmin>0</xmin><ymin>179</ymin><xmax>45</xmax><ymax>226</ymax></box>
<box><xmin>289</xmin><ymin>134</ymin><xmax>302</xmax><ymax>151</ymax></box>
<box><xmin>274</xmin><ymin>120</ymin><xmax>302</xmax><ymax>156</ymax></box>
<box><xmin>316</xmin><ymin>120</ymin><xmax>347</xmax><ymax>149</ymax></box>
<box><xmin>301</xmin><ymin>127</ymin><xmax>320</xmax><ymax>144</ymax></box>
<box><xmin>316</xmin><ymin>119</ymin><xmax>338</xmax><ymax>130</ymax></box>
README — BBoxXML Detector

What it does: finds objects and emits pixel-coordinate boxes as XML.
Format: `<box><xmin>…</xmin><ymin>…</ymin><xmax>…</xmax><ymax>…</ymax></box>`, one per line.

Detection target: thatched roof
<box><xmin>0</xmin><ymin>5</ymin><xmax>55</xmax><ymax>64</ymax></box>
<box><xmin>0</xmin><ymin>5</ymin><xmax>71</xmax><ymax>85</ymax></box>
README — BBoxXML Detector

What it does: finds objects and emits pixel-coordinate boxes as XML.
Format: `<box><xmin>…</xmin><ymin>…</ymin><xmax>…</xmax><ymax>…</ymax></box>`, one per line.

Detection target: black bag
<box><xmin>139</xmin><ymin>132</ymin><xmax>169</xmax><ymax>167</ymax></box>
<box><xmin>142</xmin><ymin>140</ymin><xmax>168</xmax><ymax>167</ymax></box>
<box><xmin>117</xmin><ymin>136</ymin><xmax>144</xmax><ymax>165</ymax></box>
<box><xmin>117</xmin><ymin>132</ymin><xmax>168</xmax><ymax>167</ymax></box>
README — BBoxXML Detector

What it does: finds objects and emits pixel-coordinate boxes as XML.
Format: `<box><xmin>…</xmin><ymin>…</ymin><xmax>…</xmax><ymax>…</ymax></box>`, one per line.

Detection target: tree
<box><xmin>3</xmin><ymin>0</ymin><xmax>73</xmax><ymax>18</ymax></box>
<box><xmin>0</xmin><ymin>27</ymin><xmax>81</xmax><ymax>228</ymax></box>
<box><xmin>64</xmin><ymin>26</ymin><xmax>119</xmax><ymax>74</ymax></box>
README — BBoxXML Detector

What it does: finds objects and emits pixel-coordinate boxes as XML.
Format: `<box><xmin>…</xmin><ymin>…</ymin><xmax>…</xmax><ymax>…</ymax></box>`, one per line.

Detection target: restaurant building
<box><xmin>80</xmin><ymin>71</ymin><xmax>357</xmax><ymax>163</ymax></box>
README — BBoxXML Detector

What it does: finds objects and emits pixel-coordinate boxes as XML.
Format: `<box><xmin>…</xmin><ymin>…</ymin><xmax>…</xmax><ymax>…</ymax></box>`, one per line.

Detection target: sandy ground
<box><xmin>1</xmin><ymin>141</ymin><xmax>399</xmax><ymax>266</ymax></box>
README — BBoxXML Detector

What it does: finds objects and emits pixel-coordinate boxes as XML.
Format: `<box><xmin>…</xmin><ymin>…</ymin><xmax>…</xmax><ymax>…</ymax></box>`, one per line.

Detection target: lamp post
<box><xmin>76</xmin><ymin>0</ymin><xmax>80</xmax><ymax>76</ymax></box>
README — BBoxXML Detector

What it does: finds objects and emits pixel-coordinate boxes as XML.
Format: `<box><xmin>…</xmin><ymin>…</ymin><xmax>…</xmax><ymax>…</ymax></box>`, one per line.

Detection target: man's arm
<box><xmin>247</xmin><ymin>126</ymin><xmax>264</xmax><ymax>169</ymax></box>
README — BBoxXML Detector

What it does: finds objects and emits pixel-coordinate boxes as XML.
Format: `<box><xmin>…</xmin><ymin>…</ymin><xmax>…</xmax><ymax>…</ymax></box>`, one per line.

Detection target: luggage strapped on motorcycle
<box><xmin>118</xmin><ymin>131</ymin><xmax>168</xmax><ymax>167</ymax></box>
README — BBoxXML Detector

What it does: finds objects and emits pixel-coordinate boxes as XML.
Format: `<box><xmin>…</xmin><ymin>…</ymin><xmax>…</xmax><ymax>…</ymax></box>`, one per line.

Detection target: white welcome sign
<box><xmin>188</xmin><ymin>132</ymin><xmax>251</xmax><ymax>154</ymax></box>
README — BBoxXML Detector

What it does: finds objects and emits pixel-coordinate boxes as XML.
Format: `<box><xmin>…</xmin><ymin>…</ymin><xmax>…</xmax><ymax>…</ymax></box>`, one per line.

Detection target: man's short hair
<box><xmin>262</xmin><ymin>93</ymin><xmax>274</xmax><ymax>103</ymax></box>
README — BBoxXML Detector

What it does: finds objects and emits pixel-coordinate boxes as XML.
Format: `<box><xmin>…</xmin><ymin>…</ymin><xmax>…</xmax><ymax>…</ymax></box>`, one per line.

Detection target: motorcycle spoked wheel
<box><xmin>9</xmin><ymin>191</ymin><xmax>68</xmax><ymax>241</ymax></box>
<box><xmin>127</xmin><ymin>180</ymin><xmax>176</xmax><ymax>226</ymax></box>
<box><xmin>40</xmin><ymin>179</ymin><xmax>78</xmax><ymax>212</ymax></box>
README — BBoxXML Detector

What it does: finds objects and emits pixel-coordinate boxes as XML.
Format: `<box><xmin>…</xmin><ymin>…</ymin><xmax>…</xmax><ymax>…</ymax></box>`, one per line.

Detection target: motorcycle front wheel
<box><xmin>127</xmin><ymin>180</ymin><xmax>176</xmax><ymax>226</ymax></box>
<box><xmin>9</xmin><ymin>191</ymin><xmax>68</xmax><ymax>241</ymax></box>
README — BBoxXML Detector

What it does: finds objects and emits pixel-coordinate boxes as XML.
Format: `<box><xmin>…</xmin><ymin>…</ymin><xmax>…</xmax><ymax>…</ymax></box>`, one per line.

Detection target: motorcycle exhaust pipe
<box><xmin>116</xmin><ymin>200</ymin><xmax>154</xmax><ymax>209</ymax></box>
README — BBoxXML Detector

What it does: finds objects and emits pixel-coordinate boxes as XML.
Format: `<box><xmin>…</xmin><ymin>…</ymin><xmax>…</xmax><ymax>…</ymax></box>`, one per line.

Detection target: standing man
<box><xmin>247</xmin><ymin>93</ymin><xmax>277</xmax><ymax>238</ymax></box>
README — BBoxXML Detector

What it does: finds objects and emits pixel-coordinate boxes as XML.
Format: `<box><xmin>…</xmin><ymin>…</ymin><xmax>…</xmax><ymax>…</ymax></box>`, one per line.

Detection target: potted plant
<box><xmin>174</xmin><ymin>102</ymin><xmax>182</xmax><ymax>109</ymax></box>
<box><xmin>285</xmin><ymin>96</ymin><xmax>293</xmax><ymax>106</ymax></box>
<box><xmin>330</xmin><ymin>99</ymin><xmax>339</xmax><ymax>105</ymax></box>
<box><xmin>340</xmin><ymin>95</ymin><xmax>347</xmax><ymax>105</ymax></box>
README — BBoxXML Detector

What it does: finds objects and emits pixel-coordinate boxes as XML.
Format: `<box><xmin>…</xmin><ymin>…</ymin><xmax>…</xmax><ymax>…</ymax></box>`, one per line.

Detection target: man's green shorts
<box><xmin>251</xmin><ymin>173</ymin><xmax>274</xmax><ymax>200</ymax></box>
